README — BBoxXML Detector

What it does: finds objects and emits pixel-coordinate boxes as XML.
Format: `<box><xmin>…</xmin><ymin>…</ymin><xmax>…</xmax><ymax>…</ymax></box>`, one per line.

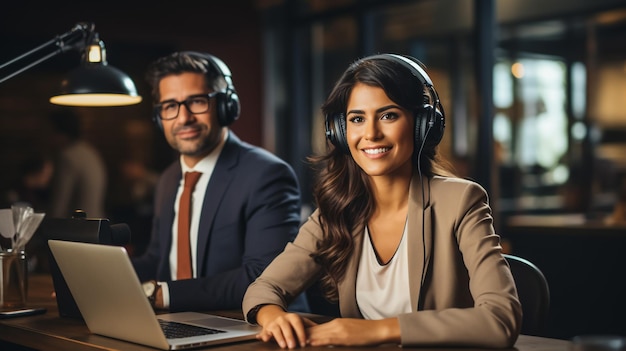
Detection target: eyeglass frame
<box><xmin>153</xmin><ymin>91</ymin><xmax>221</xmax><ymax>120</ymax></box>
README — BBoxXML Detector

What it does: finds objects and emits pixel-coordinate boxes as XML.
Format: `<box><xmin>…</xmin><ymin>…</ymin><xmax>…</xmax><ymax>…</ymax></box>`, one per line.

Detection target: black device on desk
<box><xmin>42</xmin><ymin>210</ymin><xmax>131</xmax><ymax>318</ymax></box>
<box><xmin>0</xmin><ymin>307</ymin><xmax>47</xmax><ymax>319</ymax></box>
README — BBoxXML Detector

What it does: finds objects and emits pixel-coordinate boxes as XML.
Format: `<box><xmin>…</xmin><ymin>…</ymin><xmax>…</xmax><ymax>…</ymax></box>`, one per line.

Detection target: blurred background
<box><xmin>1</xmin><ymin>0</ymin><xmax>625</xmax><ymax>341</ymax></box>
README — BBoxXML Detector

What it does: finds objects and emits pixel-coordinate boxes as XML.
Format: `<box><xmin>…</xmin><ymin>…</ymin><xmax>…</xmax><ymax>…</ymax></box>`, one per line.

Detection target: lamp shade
<box><xmin>49</xmin><ymin>63</ymin><xmax>142</xmax><ymax>106</ymax></box>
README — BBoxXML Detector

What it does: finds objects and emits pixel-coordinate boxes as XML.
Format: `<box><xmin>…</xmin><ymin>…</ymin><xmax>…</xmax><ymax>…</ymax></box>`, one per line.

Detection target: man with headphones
<box><xmin>132</xmin><ymin>51</ymin><xmax>304</xmax><ymax>312</ymax></box>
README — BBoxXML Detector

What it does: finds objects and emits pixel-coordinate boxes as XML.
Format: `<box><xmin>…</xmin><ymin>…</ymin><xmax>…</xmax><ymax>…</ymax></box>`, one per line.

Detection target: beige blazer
<box><xmin>243</xmin><ymin>174</ymin><xmax>522</xmax><ymax>348</ymax></box>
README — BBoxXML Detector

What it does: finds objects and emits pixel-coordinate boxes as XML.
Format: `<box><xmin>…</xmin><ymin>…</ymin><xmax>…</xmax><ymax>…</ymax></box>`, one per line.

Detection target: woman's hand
<box><xmin>306</xmin><ymin>318</ymin><xmax>400</xmax><ymax>347</ymax></box>
<box><xmin>256</xmin><ymin>305</ymin><xmax>317</xmax><ymax>349</ymax></box>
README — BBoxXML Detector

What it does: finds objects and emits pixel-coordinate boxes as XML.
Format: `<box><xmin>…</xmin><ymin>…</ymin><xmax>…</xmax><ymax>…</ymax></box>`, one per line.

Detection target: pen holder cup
<box><xmin>0</xmin><ymin>250</ymin><xmax>27</xmax><ymax>308</ymax></box>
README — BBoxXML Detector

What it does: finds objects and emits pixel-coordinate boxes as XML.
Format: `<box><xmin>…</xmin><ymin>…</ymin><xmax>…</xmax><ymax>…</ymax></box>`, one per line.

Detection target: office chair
<box><xmin>305</xmin><ymin>280</ymin><xmax>340</xmax><ymax>317</ymax></box>
<box><xmin>504</xmin><ymin>254</ymin><xmax>551</xmax><ymax>336</ymax></box>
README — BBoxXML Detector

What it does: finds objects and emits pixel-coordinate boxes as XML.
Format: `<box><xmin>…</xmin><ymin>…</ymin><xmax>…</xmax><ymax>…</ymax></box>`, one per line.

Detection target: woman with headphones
<box><xmin>243</xmin><ymin>54</ymin><xmax>522</xmax><ymax>348</ymax></box>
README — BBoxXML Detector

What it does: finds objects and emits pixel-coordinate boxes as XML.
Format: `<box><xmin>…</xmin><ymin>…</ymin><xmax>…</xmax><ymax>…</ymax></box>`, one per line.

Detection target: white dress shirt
<box><xmin>161</xmin><ymin>130</ymin><xmax>228</xmax><ymax>308</ymax></box>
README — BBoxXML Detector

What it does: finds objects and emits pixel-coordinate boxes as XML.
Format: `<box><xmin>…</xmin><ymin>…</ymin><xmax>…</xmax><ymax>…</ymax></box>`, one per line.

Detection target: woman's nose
<box><xmin>364</xmin><ymin>120</ymin><xmax>382</xmax><ymax>140</ymax></box>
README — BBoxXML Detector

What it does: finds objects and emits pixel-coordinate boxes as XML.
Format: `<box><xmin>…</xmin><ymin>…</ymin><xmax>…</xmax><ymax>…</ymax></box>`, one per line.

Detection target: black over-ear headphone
<box><xmin>324</xmin><ymin>53</ymin><xmax>445</xmax><ymax>155</ymax></box>
<box><xmin>153</xmin><ymin>51</ymin><xmax>241</xmax><ymax>130</ymax></box>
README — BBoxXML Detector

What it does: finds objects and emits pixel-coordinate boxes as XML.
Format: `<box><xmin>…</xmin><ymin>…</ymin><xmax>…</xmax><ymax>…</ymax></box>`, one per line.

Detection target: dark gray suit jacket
<box><xmin>133</xmin><ymin>132</ymin><xmax>302</xmax><ymax>311</ymax></box>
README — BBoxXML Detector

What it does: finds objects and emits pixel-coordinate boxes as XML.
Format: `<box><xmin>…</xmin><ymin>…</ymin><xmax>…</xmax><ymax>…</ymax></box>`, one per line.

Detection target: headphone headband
<box><xmin>189</xmin><ymin>52</ymin><xmax>232</xmax><ymax>75</ymax></box>
<box><xmin>364</xmin><ymin>54</ymin><xmax>434</xmax><ymax>87</ymax></box>
<box><xmin>362</xmin><ymin>54</ymin><xmax>441</xmax><ymax>110</ymax></box>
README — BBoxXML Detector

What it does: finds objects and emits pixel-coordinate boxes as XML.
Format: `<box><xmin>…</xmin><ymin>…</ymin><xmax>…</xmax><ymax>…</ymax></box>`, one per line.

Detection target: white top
<box><xmin>356</xmin><ymin>222</ymin><xmax>412</xmax><ymax>319</ymax></box>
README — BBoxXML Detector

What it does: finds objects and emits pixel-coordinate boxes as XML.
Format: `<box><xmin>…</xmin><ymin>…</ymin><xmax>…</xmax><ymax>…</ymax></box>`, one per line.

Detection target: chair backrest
<box><xmin>305</xmin><ymin>280</ymin><xmax>340</xmax><ymax>317</ymax></box>
<box><xmin>504</xmin><ymin>254</ymin><xmax>550</xmax><ymax>336</ymax></box>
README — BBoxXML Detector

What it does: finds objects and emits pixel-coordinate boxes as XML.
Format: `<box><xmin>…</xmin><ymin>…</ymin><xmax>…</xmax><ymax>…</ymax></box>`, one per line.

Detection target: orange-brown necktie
<box><xmin>177</xmin><ymin>171</ymin><xmax>202</xmax><ymax>280</ymax></box>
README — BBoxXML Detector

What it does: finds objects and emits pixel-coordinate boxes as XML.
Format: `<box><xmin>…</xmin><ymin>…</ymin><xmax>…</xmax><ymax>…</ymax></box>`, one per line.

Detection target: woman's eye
<box><xmin>381</xmin><ymin>112</ymin><xmax>398</xmax><ymax>120</ymax></box>
<box><xmin>349</xmin><ymin>116</ymin><xmax>364</xmax><ymax>123</ymax></box>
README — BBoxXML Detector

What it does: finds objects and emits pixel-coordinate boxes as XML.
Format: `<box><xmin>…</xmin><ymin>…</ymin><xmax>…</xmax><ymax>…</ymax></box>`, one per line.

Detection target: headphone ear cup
<box><xmin>414</xmin><ymin>104</ymin><xmax>444</xmax><ymax>151</ymax></box>
<box><xmin>325</xmin><ymin>113</ymin><xmax>349</xmax><ymax>154</ymax></box>
<box><xmin>226</xmin><ymin>90</ymin><xmax>241</xmax><ymax>124</ymax></box>
<box><xmin>428</xmin><ymin>107</ymin><xmax>445</xmax><ymax>147</ymax></box>
<box><xmin>215</xmin><ymin>89</ymin><xmax>241</xmax><ymax>126</ymax></box>
<box><xmin>152</xmin><ymin>108</ymin><xmax>164</xmax><ymax>132</ymax></box>
<box><xmin>414</xmin><ymin>106</ymin><xmax>428</xmax><ymax>149</ymax></box>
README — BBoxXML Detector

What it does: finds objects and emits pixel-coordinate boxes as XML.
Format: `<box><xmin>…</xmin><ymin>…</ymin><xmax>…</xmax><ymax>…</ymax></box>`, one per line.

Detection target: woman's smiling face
<box><xmin>346</xmin><ymin>82</ymin><xmax>415</xmax><ymax>179</ymax></box>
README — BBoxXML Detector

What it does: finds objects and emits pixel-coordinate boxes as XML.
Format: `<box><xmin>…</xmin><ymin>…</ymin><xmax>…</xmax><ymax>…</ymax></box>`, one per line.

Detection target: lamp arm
<box><xmin>0</xmin><ymin>22</ymin><xmax>94</xmax><ymax>84</ymax></box>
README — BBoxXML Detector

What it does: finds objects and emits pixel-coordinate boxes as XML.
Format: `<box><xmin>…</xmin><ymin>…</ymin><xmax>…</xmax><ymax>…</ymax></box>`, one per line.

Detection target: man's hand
<box><xmin>154</xmin><ymin>284</ymin><xmax>165</xmax><ymax>309</ymax></box>
<box><xmin>141</xmin><ymin>280</ymin><xmax>166</xmax><ymax>310</ymax></box>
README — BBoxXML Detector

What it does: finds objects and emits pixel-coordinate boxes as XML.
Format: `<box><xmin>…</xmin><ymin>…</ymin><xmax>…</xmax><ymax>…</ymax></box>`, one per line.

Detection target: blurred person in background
<box><xmin>47</xmin><ymin>108</ymin><xmax>107</xmax><ymax>219</ymax></box>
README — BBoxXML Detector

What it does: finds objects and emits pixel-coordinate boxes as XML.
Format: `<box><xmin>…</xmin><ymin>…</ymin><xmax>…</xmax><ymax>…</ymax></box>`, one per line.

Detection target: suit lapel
<box><xmin>159</xmin><ymin>165</ymin><xmax>181</xmax><ymax>280</ymax></box>
<box><xmin>407</xmin><ymin>173</ymin><xmax>432</xmax><ymax>311</ymax></box>
<box><xmin>195</xmin><ymin>132</ymin><xmax>240</xmax><ymax>275</ymax></box>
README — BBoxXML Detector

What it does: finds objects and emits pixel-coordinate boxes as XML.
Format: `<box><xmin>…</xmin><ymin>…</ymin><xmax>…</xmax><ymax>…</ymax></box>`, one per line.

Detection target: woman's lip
<box><xmin>361</xmin><ymin>147</ymin><xmax>391</xmax><ymax>158</ymax></box>
<box><xmin>361</xmin><ymin>146</ymin><xmax>391</xmax><ymax>154</ymax></box>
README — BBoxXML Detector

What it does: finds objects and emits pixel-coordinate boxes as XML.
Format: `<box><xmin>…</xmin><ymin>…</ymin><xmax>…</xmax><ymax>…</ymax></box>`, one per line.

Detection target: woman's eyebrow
<box><xmin>346</xmin><ymin>104</ymin><xmax>399</xmax><ymax>115</ymax></box>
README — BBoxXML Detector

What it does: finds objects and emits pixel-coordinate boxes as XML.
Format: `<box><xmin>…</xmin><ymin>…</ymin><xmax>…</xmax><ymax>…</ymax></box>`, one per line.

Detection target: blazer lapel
<box><xmin>338</xmin><ymin>224</ymin><xmax>365</xmax><ymax>318</ymax></box>
<box><xmin>195</xmin><ymin>132</ymin><xmax>240</xmax><ymax>275</ymax></box>
<box><xmin>407</xmin><ymin>173</ymin><xmax>432</xmax><ymax>311</ymax></box>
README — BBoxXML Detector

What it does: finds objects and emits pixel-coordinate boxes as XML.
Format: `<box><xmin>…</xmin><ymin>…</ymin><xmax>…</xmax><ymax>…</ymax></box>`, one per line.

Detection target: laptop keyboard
<box><xmin>158</xmin><ymin>319</ymin><xmax>226</xmax><ymax>339</ymax></box>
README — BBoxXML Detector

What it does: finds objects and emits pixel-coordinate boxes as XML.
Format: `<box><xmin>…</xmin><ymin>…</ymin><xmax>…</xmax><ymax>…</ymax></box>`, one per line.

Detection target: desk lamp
<box><xmin>0</xmin><ymin>22</ymin><xmax>142</xmax><ymax>107</ymax></box>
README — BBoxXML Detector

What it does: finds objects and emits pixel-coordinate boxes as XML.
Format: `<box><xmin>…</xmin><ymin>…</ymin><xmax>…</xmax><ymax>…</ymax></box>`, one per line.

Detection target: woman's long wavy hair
<box><xmin>309</xmin><ymin>55</ymin><xmax>454</xmax><ymax>301</ymax></box>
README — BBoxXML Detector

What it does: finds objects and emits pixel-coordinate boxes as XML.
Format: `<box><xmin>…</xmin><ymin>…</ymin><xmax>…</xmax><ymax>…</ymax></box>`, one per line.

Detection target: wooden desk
<box><xmin>0</xmin><ymin>274</ymin><xmax>572</xmax><ymax>351</ymax></box>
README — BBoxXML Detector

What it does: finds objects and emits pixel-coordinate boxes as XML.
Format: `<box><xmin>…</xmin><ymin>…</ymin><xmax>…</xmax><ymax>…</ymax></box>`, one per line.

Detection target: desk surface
<box><xmin>0</xmin><ymin>274</ymin><xmax>572</xmax><ymax>351</ymax></box>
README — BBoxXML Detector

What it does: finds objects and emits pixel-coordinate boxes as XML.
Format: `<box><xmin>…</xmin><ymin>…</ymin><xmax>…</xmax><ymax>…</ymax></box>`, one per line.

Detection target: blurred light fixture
<box><xmin>511</xmin><ymin>62</ymin><xmax>525</xmax><ymax>79</ymax></box>
<box><xmin>0</xmin><ymin>22</ymin><xmax>142</xmax><ymax>107</ymax></box>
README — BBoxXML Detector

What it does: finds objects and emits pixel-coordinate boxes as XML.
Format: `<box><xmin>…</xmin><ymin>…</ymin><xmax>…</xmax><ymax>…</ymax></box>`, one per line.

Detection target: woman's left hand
<box><xmin>306</xmin><ymin>317</ymin><xmax>400</xmax><ymax>347</ymax></box>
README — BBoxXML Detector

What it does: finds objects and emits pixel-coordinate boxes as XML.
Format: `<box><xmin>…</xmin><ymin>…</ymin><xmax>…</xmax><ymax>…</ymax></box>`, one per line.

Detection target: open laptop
<box><xmin>48</xmin><ymin>239</ymin><xmax>260</xmax><ymax>350</ymax></box>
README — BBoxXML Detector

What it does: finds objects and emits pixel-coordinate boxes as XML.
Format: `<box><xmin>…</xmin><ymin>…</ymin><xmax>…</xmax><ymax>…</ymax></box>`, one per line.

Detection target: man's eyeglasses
<box><xmin>154</xmin><ymin>92</ymin><xmax>220</xmax><ymax>120</ymax></box>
